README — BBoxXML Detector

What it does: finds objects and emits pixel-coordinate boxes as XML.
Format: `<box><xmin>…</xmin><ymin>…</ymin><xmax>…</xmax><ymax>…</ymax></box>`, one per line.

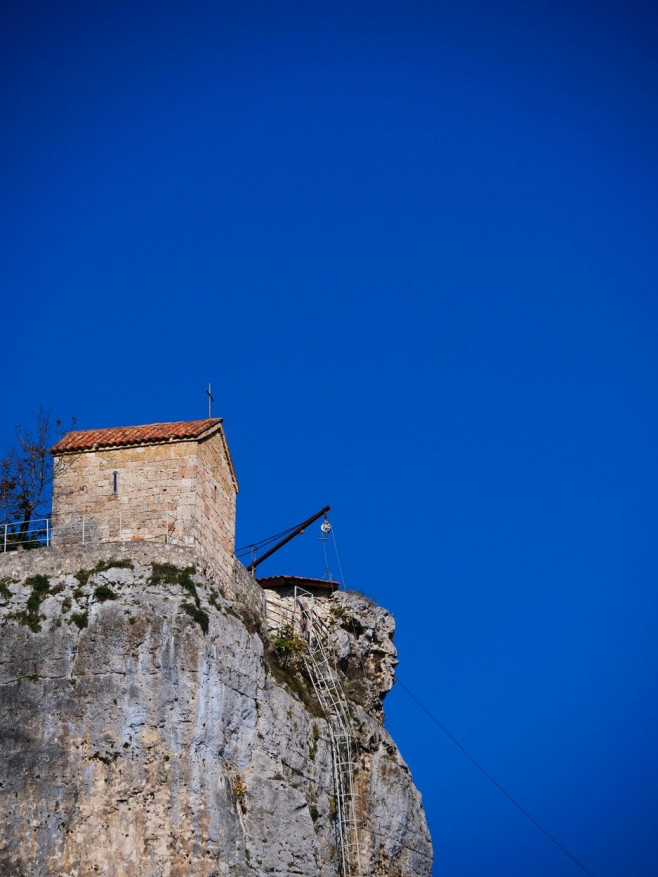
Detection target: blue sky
<box><xmin>2</xmin><ymin>2</ymin><xmax>658</xmax><ymax>874</ymax></box>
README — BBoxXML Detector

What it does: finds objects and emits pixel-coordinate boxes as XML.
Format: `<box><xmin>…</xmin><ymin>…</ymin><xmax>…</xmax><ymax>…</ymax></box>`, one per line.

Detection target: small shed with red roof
<box><xmin>50</xmin><ymin>418</ymin><xmax>238</xmax><ymax>574</ymax></box>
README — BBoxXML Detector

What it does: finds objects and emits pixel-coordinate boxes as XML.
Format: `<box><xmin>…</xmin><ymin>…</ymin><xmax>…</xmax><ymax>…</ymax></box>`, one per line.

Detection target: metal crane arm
<box><xmin>246</xmin><ymin>505</ymin><xmax>330</xmax><ymax>574</ymax></box>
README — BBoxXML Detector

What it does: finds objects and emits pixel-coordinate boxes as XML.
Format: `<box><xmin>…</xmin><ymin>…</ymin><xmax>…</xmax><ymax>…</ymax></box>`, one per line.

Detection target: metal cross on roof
<box><xmin>206</xmin><ymin>382</ymin><xmax>215</xmax><ymax>418</ymax></box>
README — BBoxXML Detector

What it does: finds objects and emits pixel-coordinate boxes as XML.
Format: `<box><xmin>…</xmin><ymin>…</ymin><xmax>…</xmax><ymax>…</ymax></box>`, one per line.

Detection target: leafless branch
<box><xmin>0</xmin><ymin>407</ymin><xmax>74</xmax><ymax>531</ymax></box>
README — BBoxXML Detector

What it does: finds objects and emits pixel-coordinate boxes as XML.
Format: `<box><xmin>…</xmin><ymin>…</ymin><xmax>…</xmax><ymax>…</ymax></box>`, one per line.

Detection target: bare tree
<box><xmin>0</xmin><ymin>408</ymin><xmax>74</xmax><ymax>539</ymax></box>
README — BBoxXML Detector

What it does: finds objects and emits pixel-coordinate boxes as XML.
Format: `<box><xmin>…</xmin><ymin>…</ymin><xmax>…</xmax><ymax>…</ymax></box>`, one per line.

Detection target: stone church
<box><xmin>49</xmin><ymin>418</ymin><xmax>238</xmax><ymax>575</ymax></box>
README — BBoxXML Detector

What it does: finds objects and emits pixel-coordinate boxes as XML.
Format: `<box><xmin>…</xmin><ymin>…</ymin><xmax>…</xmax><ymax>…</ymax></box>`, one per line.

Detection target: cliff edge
<box><xmin>0</xmin><ymin>543</ymin><xmax>432</xmax><ymax>876</ymax></box>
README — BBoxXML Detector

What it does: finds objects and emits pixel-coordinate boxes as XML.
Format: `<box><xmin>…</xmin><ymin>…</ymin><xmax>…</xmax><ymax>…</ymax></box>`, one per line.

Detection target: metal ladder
<box><xmin>265</xmin><ymin>587</ymin><xmax>365</xmax><ymax>877</ymax></box>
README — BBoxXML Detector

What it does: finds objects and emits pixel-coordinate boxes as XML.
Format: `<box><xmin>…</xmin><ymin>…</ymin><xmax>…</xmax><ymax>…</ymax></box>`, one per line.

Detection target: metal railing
<box><xmin>1</xmin><ymin>517</ymin><xmax>52</xmax><ymax>552</ymax></box>
<box><xmin>1</xmin><ymin>513</ymin><xmax>194</xmax><ymax>553</ymax></box>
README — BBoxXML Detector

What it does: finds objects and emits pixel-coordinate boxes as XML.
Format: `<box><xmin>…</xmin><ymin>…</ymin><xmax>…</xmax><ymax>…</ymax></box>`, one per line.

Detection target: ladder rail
<box><xmin>294</xmin><ymin>588</ymin><xmax>365</xmax><ymax>877</ymax></box>
<box><xmin>263</xmin><ymin>587</ymin><xmax>365</xmax><ymax>877</ymax></box>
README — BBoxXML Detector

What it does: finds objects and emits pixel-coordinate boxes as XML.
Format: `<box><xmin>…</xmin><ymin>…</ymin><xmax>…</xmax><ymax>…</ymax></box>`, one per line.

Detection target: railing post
<box><xmin>3</xmin><ymin>524</ymin><xmax>6</xmax><ymax>553</ymax></box>
<box><xmin>46</xmin><ymin>518</ymin><xmax>50</xmax><ymax>547</ymax></box>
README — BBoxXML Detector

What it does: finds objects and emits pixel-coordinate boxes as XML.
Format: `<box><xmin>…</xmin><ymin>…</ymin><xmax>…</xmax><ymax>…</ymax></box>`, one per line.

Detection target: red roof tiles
<box><xmin>50</xmin><ymin>419</ymin><xmax>223</xmax><ymax>454</ymax></box>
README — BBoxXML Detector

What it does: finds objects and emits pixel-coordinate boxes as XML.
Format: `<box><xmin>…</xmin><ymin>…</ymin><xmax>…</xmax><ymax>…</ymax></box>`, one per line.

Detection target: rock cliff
<box><xmin>0</xmin><ymin>543</ymin><xmax>432</xmax><ymax>876</ymax></box>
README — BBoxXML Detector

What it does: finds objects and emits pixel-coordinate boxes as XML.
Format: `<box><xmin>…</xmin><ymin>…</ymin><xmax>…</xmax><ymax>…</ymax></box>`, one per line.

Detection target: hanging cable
<box><xmin>235</xmin><ymin>521</ymin><xmax>302</xmax><ymax>558</ymax></box>
<box><xmin>394</xmin><ymin>677</ymin><xmax>596</xmax><ymax>877</ymax></box>
<box><xmin>318</xmin><ymin>532</ymin><xmax>332</xmax><ymax>581</ymax></box>
<box><xmin>243</xmin><ymin>506</ymin><xmax>331</xmax><ymax>573</ymax></box>
<box><xmin>331</xmin><ymin>525</ymin><xmax>347</xmax><ymax>588</ymax></box>
<box><xmin>236</xmin><ymin>529</ymin><xmax>296</xmax><ymax>556</ymax></box>
<box><xmin>237</xmin><ymin>508</ymin><xmax>331</xmax><ymax>561</ymax></box>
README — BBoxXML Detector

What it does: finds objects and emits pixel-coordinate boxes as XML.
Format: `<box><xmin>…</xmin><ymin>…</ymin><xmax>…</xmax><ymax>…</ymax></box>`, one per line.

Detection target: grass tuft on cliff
<box><xmin>9</xmin><ymin>574</ymin><xmax>53</xmax><ymax>632</ymax></box>
<box><xmin>181</xmin><ymin>602</ymin><xmax>209</xmax><ymax>634</ymax></box>
<box><xmin>0</xmin><ymin>577</ymin><xmax>13</xmax><ymax>601</ymax></box>
<box><xmin>93</xmin><ymin>585</ymin><xmax>118</xmax><ymax>602</ymax></box>
<box><xmin>75</xmin><ymin>558</ymin><xmax>133</xmax><ymax>587</ymax></box>
<box><xmin>149</xmin><ymin>563</ymin><xmax>200</xmax><ymax>604</ymax></box>
<box><xmin>71</xmin><ymin>611</ymin><xmax>88</xmax><ymax>630</ymax></box>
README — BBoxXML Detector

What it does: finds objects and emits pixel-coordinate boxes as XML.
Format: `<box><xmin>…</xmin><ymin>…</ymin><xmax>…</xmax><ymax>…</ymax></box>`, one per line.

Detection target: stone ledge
<box><xmin>0</xmin><ymin>541</ymin><xmax>197</xmax><ymax>581</ymax></box>
<box><xmin>0</xmin><ymin>543</ymin><xmax>264</xmax><ymax>625</ymax></box>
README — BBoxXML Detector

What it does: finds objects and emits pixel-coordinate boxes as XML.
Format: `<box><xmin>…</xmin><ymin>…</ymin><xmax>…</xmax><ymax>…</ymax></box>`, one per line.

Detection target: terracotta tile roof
<box><xmin>50</xmin><ymin>419</ymin><xmax>223</xmax><ymax>454</ymax></box>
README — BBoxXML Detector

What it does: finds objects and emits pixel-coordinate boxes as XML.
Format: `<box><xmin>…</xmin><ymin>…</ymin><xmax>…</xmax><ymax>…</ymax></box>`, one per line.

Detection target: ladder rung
<box><xmin>281</xmin><ymin>593</ymin><xmax>363</xmax><ymax>877</ymax></box>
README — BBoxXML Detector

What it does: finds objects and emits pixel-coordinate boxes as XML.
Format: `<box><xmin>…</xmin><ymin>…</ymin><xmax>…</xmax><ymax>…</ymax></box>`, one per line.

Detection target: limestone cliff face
<box><xmin>0</xmin><ymin>543</ymin><xmax>432</xmax><ymax>877</ymax></box>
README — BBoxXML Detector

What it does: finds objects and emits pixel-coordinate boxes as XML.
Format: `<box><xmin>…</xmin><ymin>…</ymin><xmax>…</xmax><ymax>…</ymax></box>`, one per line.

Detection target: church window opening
<box><xmin>112</xmin><ymin>471</ymin><xmax>118</xmax><ymax>494</ymax></box>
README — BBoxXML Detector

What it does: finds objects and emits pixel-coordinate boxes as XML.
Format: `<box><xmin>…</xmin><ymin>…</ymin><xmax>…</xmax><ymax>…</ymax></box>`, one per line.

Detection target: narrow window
<box><xmin>214</xmin><ymin>485</ymin><xmax>218</xmax><ymax>502</ymax></box>
<box><xmin>112</xmin><ymin>471</ymin><xmax>118</xmax><ymax>494</ymax></box>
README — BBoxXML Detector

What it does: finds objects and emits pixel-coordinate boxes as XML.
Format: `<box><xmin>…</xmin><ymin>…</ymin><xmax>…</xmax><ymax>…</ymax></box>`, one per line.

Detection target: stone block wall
<box><xmin>51</xmin><ymin>432</ymin><xmax>237</xmax><ymax>579</ymax></box>
<box><xmin>194</xmin><ymin>431</ymin><xmax>237</xmax><ymax>578</ymax></box>
<box><xmin>0</xmin><ymin>543</ymin><xmax>264</xmax><ymax>625</ymax></box>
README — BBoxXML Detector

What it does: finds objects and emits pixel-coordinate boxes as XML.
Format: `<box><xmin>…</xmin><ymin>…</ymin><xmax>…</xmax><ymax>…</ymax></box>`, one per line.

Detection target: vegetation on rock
<box><xmin>182</xmin><ymin>601</ymin><xmax>209</xmax><ymax>634</ymax></box>
<box><xmin>272</xmin><ymin>624</ymin><xmax>306</xmax><ymax>669</ymax></box>
<box><xmin>75</xmin><ymin>558</ymin><xmax>133</xmax><ymax>587</ymax></box>
<box><xmin>0</xmin><ymin>578</ymin><xmax>12</xmax><ymax>601</ymax></box>
<box><xmin>70</xmin><ymin>611</ymin><xmax>88</xmax><ymax>630</ymax></box>
<box><xmin>93</xmin><ymin>585</ymin><xmax>118</xmax><ymax>602</ymax></box>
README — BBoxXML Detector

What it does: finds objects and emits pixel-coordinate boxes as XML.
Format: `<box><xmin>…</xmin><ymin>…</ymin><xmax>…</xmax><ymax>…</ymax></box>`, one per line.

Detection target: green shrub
<box><xmin>150</xmin><ymin>563</ymin><xmax>199</xmax><ymax>603</ymax></box>
<box><xmin>150</xmin><ymin>562</ymin><xmax>185</xmax><ymax>586</ymax></box>
<box><xmin>25</xmin><ymin>574</ymin><xmax>50</xmax><ymax>594</ymax></box>
<box><xmin>273</xmin><ymin>625</ymin><xmax>306</xmax><ymax>669</ymax></box>
<box><xmin>13</xmin><ymin>611</ymin><xmax>42</xmax><ymax>633</ymax></box>
<box><xmin>75</xmin><ymin>558</ymin><xmax>133</xmax><ymax>586</ymax></box>
<box><xmin>177</xmin><ymin>567</ymin><xmax>199</xmax><ymax>605</ymax></box>
<box><xmin>71</xmin><ymin>611</ymin><xmax>88</xmax><ymax>630</ymax></box>
<box><xmin>233</xmin><ymin>774</ymin><xmax>247</xmax><ymax>813</ymax></box>
<box><xmin>14</xmin><ymin>574</ymin><xmax>52</xmax><ymax>632</ymax></box>
<box><xmin>93</xmin><ymin>585</ymin><xmax>118</xmax><ymax>602</ymax></box>
<box><xmin>101</xmin><ymin>558</ymin><xmax>133</xmax><ymax>571</ymax></box>
<box><xmin>26</xmin><ymin>593</ymin><xmax>42</xmax><ymax>614</ymax></box>
<box><xmin>182</xmin><ymin>602</ymin><xmax>209</xmax><ymax>634</ymax></box>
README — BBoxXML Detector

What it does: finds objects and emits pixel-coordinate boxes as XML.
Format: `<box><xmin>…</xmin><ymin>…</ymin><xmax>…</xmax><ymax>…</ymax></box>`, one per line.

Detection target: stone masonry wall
<box><xmin>0</xmin><ymin>543</ymin><xmax>265</xmax><ymax>629</ymax></box>
<box><xmin>194</xmin><ymin>431</ymin><xmax>237</xmax><ymax>580</ymax></box>
<box><xmin>51</xmin><ymin>442</ymin><xmax>199</xmax><ymax>544</ymax></box>
<box><xmin>51</xmin><ymin>434</ymin><xmax>236</xmax><ymax>579</ymax></box>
